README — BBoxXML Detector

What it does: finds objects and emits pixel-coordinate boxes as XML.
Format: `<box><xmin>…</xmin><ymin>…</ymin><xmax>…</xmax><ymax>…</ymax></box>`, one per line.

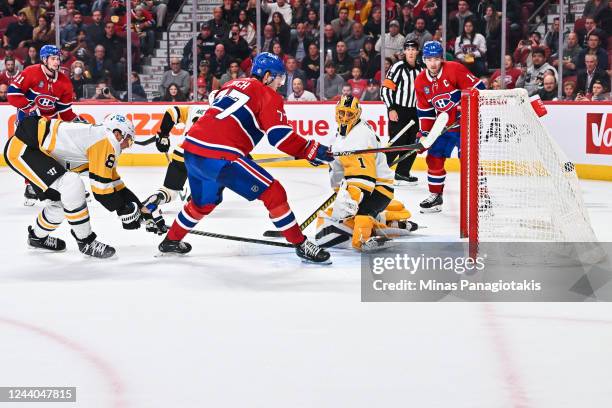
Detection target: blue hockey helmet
<box><xmin>422</xmin><ymin>41</ymin><xmax>443</xmax><ymax>59</ymax></box>
<box><xmin>252</xmin><ymin>52</ymin><xmax>286</xmax><ymax>84</ymax></box>
<box><xmin>40</xmin><ymin>45</ymin><xmax>61</xmax><ymax>60</ymax></box>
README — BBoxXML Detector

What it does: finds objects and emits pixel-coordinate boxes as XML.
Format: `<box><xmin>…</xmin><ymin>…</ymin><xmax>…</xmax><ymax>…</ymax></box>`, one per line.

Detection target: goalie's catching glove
<box><xmin>155</xmin><ymin>131</ymin><xmax>171</xmax><ymax>153</ymax></box>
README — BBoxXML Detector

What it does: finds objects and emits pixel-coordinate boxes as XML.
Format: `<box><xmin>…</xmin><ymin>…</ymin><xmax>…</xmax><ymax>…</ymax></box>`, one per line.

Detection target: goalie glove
<box><xmin>117</xmin><ymin>202</ymin><xmax>141</xmax><ymax>230</ymax></box>
<box><xmin>155</xmin><ymin>131</ymin><xmax>171</xmax><ymax>153</ymax></box>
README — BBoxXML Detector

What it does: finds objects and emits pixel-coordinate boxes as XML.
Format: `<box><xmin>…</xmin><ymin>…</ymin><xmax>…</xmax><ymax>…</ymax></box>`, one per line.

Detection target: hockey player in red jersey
<box><xmin>7</xmin><ymin>45</ymin><xmax>80</xmax><ymax>205</ymax></box>
<box><xmin>158</xmin><ymin>52</ymin><xmax>334</xmax><ymax>264</ymax></box>
<box><xmin>414</xmin><ymin>41</ymin><xmax>485</xmax><ymax>213</ymax></box>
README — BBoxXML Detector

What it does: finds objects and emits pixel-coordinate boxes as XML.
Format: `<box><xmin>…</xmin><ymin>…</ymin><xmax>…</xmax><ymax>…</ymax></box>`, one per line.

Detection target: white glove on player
<box><xmin>331</xmin><ymin>182</ymin><xmax>360</xmax><ymax>221</ymax></box>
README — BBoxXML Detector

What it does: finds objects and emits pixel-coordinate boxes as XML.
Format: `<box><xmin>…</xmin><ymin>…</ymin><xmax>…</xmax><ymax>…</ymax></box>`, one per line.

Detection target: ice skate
<box><xmin>73</xmin><ymin>232</ymin><xmax>116</xmax><ymax>259</ymax></box>
<box><xmin>420</xmin><ymin>193</ymin><xmax>443</xmax><ymax>213</ymax></box>
<box><xmin>394</xmin><ymin>174</ymin><xmax>418</xmax><ymax>186</ymax></box>
<box><xmin>27</xmin><ymin>226</ymin><xmax>66</xmax><ymax>252</ymax></box>
<box><xmin>296</xmin><ymin>239</ymin><xmax>332</xmax><ymax>264</ymax></box>
<box><xmin>158</xmin><ymin>237</ymin><xmax>192</xmax><ymax>255</ymax></box>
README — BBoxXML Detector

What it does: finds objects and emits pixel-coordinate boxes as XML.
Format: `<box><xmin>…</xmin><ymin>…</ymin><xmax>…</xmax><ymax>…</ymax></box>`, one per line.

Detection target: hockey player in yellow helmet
<box><xmin>316</xmin><ymin>95</ymin><xmax>418</xmax><ymax>251</ymax></box>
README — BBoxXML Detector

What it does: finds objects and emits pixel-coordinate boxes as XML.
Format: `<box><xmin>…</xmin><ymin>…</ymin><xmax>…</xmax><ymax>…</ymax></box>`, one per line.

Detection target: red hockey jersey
<box><xmin>7</xmin><ymin>64</ymin><xmax>76</xmax><ymax>122</ymax></box>
<box><xmin>414</xmin><ymin>61</ymin><xmax>485</xmax><ymax>136</ymax></box>
<box><xmin>184</xmin><ymin>78</ymin><xmax>310</xmax><ymax>160</ymax></box>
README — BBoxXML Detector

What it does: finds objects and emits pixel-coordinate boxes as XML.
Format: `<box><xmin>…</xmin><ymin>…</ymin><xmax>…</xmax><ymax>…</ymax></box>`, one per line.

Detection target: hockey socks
<box><xmin>426</xmin><ymin>155</ymin><xmax>447</xmax><ymax>194</ymax></box>
<box><xmin>167</xmin><ymin>200</ymin><xmax>216</xmax><ymax>241</ymax></box>
<box><xmin>260</xmin><ymin>181</ymin><xmax>305</xmax><ymax>245</ymax></box>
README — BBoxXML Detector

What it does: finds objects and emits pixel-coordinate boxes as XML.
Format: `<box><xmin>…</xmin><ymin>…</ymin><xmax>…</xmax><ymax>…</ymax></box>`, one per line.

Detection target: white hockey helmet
<box><xmin>104</xmin><ymin>114</ymin><xmax>135</xmax><ymax>146</ymax></box>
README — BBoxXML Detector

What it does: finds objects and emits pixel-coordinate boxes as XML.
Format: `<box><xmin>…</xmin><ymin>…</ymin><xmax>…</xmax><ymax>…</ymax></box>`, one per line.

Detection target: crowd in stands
<box><xmin>0</xmin><ymin>0</ymin><xmax>610</xmax><ymax>103</ymax></box>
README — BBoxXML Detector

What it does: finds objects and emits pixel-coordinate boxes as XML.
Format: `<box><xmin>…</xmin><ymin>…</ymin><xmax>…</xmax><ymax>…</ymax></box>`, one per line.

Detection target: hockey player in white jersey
<box><xmin>140</xmin><ymin>102</ymin><xmax>212</xmax><ymax>233</ymax></box>
<box><xmin>4</xmin><ymin>114</ymin><xmax>143</xmax><ymax>258</ymax></box>
<box><xmin>315</xmin><ymin>95</ymin><xmax>418</xmax><ymax>251</ymax></box>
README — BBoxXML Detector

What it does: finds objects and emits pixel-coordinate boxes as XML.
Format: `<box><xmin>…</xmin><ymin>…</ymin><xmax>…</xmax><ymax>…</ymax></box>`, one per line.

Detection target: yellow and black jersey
<box><xmin>160</xmin><ymin>105</ymin><xmax>208</xmax><ymax>163</ymax></box>
<box><xmin>330</xmin><ymin>120</ymin><xmax>395</xmax><ymax>199</ymax></box>
<box><xmin>17</xmin><ymin>117</ymin><xmax>129</xmax><ymax>211</ymax></box>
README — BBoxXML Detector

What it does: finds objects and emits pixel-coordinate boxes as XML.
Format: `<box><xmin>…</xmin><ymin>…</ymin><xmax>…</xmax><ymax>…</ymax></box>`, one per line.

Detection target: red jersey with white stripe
<box><xmin>184</xmin><ymin>78</ymin><xmax>309</xmax><ymax>160</ymax></box>
<box><xmin>414</xmin><ymin>61</ymin><xmax>484</xmax><ymax>136</ymax></box>
<box><xmin>7</xmin><ymin>64</ymin><xmax>76</xmax><ymax>122</ymax></box>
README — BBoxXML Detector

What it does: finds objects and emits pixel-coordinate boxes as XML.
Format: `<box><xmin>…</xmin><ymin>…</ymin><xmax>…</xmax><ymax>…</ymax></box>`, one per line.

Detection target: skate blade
<box><xmin>393</xmin><ymin>180</ymin><xmax>418</xmax><ymax>187</ymax></box>
<box><xmin>81</xmin><ymin>253</ymin><xmax>118</xmax><ymax>260</ymax></box>
<box><xmin>27</xmin><ymin>244</ymin><xmax>67</xmax><ymax>253</ymax></box>
<box><xmin>361</xmin><ymin>238</ymin><xmax>395</xmax><ymax>252</ymax></box>
<box><xmin>154</xmin><ymin>251</ymin><xmax>189</xmax><ymax>258</ymax></box>
<box><xmin>300</xmin><ymin>257</ymin><xmax>333</xmax><ymax>265</ymax></box>
<box><xmin>420</xmin><ymin>206</ymin><xmax>442</xmax><ymax>214</ymax></box>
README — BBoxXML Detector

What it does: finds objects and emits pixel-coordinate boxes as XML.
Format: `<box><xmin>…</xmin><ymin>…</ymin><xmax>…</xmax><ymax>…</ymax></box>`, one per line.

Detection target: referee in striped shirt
<box><xmin>381</xmin><ymin>39</ymin><xmax>423</xmax><ymax>185</ymax></box>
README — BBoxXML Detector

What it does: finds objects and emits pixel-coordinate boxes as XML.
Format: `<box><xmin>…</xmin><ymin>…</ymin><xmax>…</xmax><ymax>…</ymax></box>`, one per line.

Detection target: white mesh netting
<box><xmin>469</xmin><ymin>89</ymin><xmax>597</xmax><ymax>242</ymax></box>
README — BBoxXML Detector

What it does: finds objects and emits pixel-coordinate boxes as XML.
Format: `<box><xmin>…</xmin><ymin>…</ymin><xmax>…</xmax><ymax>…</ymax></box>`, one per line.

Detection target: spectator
<box><xmin>23</xmin><ymin>46</ymin><xmax>39</xmax><ymax>67</ymax></box>
<box><xmin>374</xmin><ymin>56</ymin><xmax>394</xmax><ymax>83</ymax></box>
<box><xmin>317</xmin><ymin>61</ymin><xmax>344</xmax><ymax>100</ymax></box>
<box><xmin>305</xmin><ymin>9</ymin><xmax>320</xmax><ymax>38</ymax></box>
<box><xmin>561</xmin><ymin>80</ymin><xmax>577</xmax><ymax>101</ymax></box>
<box><xmin>99</xmin><ymin>22</ymin><xmax>125</xmax><ymax>64</ymax></box>
<box><xmin>3</xmin><ymin>11</ymin><xmax>33</xmax><ymax>50</ymax></box>
<box><xmin>133</xmin><ymin>4</ymin><xmax>156</xmax><ymax>57</ymax></box>
<box><xmin>237</xmin><ymin>10</ymin><xmax>256</xmax><ymax>47</ymax></box>
<box><xmin>90</xmin><ymin>44</ymin><xmax>114</xmax><ymax>83</ymax></box>
<box><xmin>490</xmin><ymin>77</ymin><xmax>502</xmax><ymax>89</ymax></box>
<box><xmin>197</xmin><ymin>60</ymin><xmax>220</xmax><ymax>96</ymax></box>
<box><xmin>0</xmin><ymin>0</ymin><xmax>24</xmax><ymax>18</ymax></box>
<box><xmin>86</xmin><ymin>10</ymin><xmax>105</xmax><ymax>49</ymax></box>
<box><xmin>58</xmin><ymin>0</ymin><xmax>77</xmax><ymax>26</ymax></box>
<box><xmin>219</xmin><ymin>60</ymin><xmax>245</xmax><ymax>87</ymax></box>
<box><xmin>223</xmin><ymin>24</ymin><xmax>250</xmax><ymax>61</ymax></box>
<box><xmin>364</xmin><ymin>6</ymin><xmax>382</xmax><ymax>39</ymax></box>
<box><xmin>270</xmin><ymin>40</ymin><xmax>288</xmax><ymax>63</ymax></box>
<box><xmin>359</xmin><ymin>36</ymin><xmax>379</xmax><ymax>79</ymax></box>
<box><xmin>70</xmin><ymin>60</ymin><xmax>90</xmax><ymax>100</ymax></box>
<box><xmin>583</xmin><ymin>0</ymin><xmax>609</xmax><ymax>21</ymax></box>
<box><xmin>0</xmin><ymin>46</ymin><xmax>24</xmax><ymax>71</ymax></box>
<box><xmin>195</xmin><ymin>76</ymin><xmax>208</xmax><ymax>101</ymax></box>
<box><xmin>292</xmin><ymin>0</ymin><xmax>307</xmax><ymax>25</ymax></box>
<box><xmin>398</xmin><ymin>1</ymin><xmax>416</xmax><ymax>36</ymax></box>
<box><xmin>279</xmin><ymin>57</ymin><xmax>306</xmax><ymax>98</ymax></box>
<box><xmin>31</xmin><ymin>15</ymin><xmax>55</xmax><ymax>48</ymax></box>
<box><xmin>210</xmin><ymin>43</ymin><xmax>230</xmax><ymax>79</ymax></box>
<box><xmin>73</xmin><ymin>29</ymin><xmax>89</xmax><ymax>56</ymax></box>
<box><xmin>341</xmin><ymin>83</ymin><xmax>352</xmax><ymax>97</ymax></box>
<box><xmin>301</xmin><ymin>42</ymin><xmax>321</xmax><ymax>80</ymax></box>
<box><xmin>323</xmin><ymin>24</ymin><xmax>338</xmax><ymax>56</ymax></box>
<box><xmin>516</xmin><ymin>47</ymin><xmax>558</xmax><ymax>96</ymax></box>
<box><xmin>375</xmin><ymin>20</ymin><xmax>405</xmax><ymax>59</ymax></box>
<box><xmin>162</xmin><ymin>83</ymin><xmax>187</xmax><ymax>102</ymax></box>
<box><xmin>347</xmin><ymin>66</ymin><xmax>367</xmax><ymax>98</ymax></box>
<box><xmin>339</xmin><ymin>0</ymin><xmax>372</xmax><ymax>24</ymax></box>
<box><xmin>483</xmin><ymin>5</ymin><xmax>501</xmax><ymax>69</ymax></box>
<box><xmin>262</xmin><ymin>0</ymin><xmax>292</xmax><ymax>25</ymax></box>
<box><xmin>287</xmin><ymin>78</ymin><xmax>317</xmax><ymax>101</ymax></box>
<box><xmin>59</xmin><ymin>44</ymin><xmax>76</xmax><ymax>76</ymax></box>
<box><xmin>513</xmin><ymin>31</ymin><xmax>549</xmax><ymax>67</ymax></box>
<box><xmin>544</xmin><ymin>17</ymin><xmax>560</xmax><ymax>57</ymax></box>
<box><xmin>552</xmin><ymin>32</ymin><xmax>582</xmax><ymax>78</ymax></box>
<box><xmin>208</xmin><ymin>7</ymin><xmax>230</xmax><ymax>41</ymax></box>
<box><xmin>405</xmin><ymin>17</ymin><xmax>433</xmax><ymax>50</ymax></box>
<box><xmin>0</xmin><ymin>57</ymin><xmax>20</xmax><ymax>86</ymax></box>
<box><xmin>93</xmin><ymin>80</ymin><xmax>118</xmax><ymax>101</ymax></box>
<box><xmin>91</xmin><ymin>0</ymin><xmax>108</xmax><ymax>13</ymax></box>
<box><xmin>330</xmin><ymin>41</ymin><xmax>352</xmax><ymax>79</ymax></box>
<box><xmin>331</xmin><ymin>7</ymin><xmax>354</xmax><ymax>41</ymax></box>
<box><xmin>449</xmin><ymin>0</ymin><xmax>476</xmax><ymax>39</ymax></box>
<box><xmin>576</xmin><ymin>54</ymin><xmax>610</xmax><ymax>94</ymax></box>
<box><xmin>361</xmin><ymin>78</ymin><xmax>381</xmax><ymax>101</ymax></box>
<box><xmin>61</xmin><ymin>11</ymin><xmax>84</xmax><ymax>45</ymax></box>
<box><xmin>600</xmin><ymin>3</ymin><xmax>612</xmax><ymax>34</ymax></box>
<box><xmin>324</xmin><ymin>0</ymin><xmax>339</xmax><ymax>25</ymax></box>
<box><xmin>145</xmin><ymin>0</ymin><xmax>168</xmax><ymax>30</ymax></box>
<box><xmin>423</xmin><ymin>1</ymin><xmax>441</xmax><ymax>36</ymax></box>
<box><xmin>0</xmin><ymin>83</ymin><xmax>7</xmax><ymax>102</ymax></box>
<box><xmin>455</xmin><ymin>19</ymin><xmax>487</xmax><ymax>77</ymax></box>
<box><xmin>290</xmin><ymin>23</ymin><xmax>314</xmax><ymax>62</ymax></box>
<box><xmin>576</xmin><ymin>16</ymin><xmax>607</xmax><ymax>49</ymax></box>
<box><xmin>576</xmin><ymin>33</ymin><xmax>609</xmax><ymax>71</ymax></box>
<box><xmin>221</xmin><ymin>0</ymin><xmax>239</xmax><ymax>23</ymax></box>
<box><xmin>270</xmin><ymin>11</ymin><xmax>291</xmax><ymax>53</ymax></box>
<box><xmin>345</xmin><ymin>22</ymin><xmax>366</xmax><ymax>59</ymax></box>
<box><xmin>182</xmin><ymin>22</ymin><xmax>217</xmax><ymax>71</ymax></box>
<box><xmin>261</xmin><ymin>24</ymin><xmax>276</xmax><ymax>53</ymax></box>
<box><xmin>590</xmin><ymin>79</ymin><xmax>610</xmax><ymax>101</ymax></box>
<box><xmin>490</xmin><ymin>54</ymin><xmax>522</xmax><ymax>89</ymax></box>
<box><xmin>537</xmin><ymin>73</ymin><xmax>558</xmax><ymax>101</ymax></box>
<box><xmin>19</xmin><ymin>0</ymin><xmax>45</xmax><ymax>27</ymax></box>
<box><xmin>160</xmin><ymin>57</ymin><xmax>190</xmax><ymax>95</ymax></box>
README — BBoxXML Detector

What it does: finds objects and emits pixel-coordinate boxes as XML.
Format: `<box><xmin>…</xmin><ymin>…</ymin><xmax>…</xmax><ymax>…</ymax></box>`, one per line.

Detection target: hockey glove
<box><xmin>304</xmin><ymin>140</ymin><xmax>333</xmax><ymax>166</ymax></box>
<box><xmin>155</xmin><ymin>131</ymin><xmax>171</xmax><ymax>153</ymax></box>
<box><xmin>141</xmin><ymin>208</ymin><xmax>168</xmax><ymax>235</ymax></box>
<box><xmin>117</xmin><ymin>202</ymin><xmax>141</xmax><ymax>230</ymax></box>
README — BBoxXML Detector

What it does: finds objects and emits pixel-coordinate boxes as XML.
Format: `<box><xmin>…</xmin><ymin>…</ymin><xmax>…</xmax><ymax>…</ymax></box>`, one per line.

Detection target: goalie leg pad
<box><xmin>49</xmin><ymin>171</ymin><xmax>92</xmax><ymax>240</ymax></box>
<box><xmin>259</xmin><ymin>180</ymin><xmax>304</xmax><ymax>245</ymax></box>
<box><xmin>352</xmin><ymin>215</ymin><xmax>376</xmax><ymax>250</ymax></box>
<box><xmin>426</xmin><ymin>154</ymin><xmax>447</xmax><ymax>194</ymax></box>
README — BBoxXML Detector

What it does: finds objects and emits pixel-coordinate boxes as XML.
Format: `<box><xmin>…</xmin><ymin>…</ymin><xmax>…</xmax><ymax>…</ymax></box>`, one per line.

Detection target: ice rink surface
<box><xmin>1</xmin><ymin>166</ymin><xmax>612</xmax><ymax>408</ymax></box>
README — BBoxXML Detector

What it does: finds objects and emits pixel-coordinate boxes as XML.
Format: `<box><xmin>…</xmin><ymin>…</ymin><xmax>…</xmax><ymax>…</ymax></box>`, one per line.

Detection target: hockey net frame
<box><xmin>459</xmin><ymin>88</ymin><xmax>597</xmax><ymax>245</ymax></box>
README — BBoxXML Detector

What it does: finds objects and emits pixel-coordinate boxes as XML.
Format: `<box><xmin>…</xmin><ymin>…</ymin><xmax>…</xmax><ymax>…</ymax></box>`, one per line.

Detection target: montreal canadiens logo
<box><xmin>34</xmin><ymin>94</ymin><xmax>58</xmax><ymax>111</ymax></box>
<box><xmin>431</xmin><ymin>93</ymin><xmax>455</xmax><ymax>112</ymax></box>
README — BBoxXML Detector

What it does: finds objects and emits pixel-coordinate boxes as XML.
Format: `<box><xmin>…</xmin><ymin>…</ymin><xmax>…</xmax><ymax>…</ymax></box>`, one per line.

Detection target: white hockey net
<box><xmin>461</xmin><ymin>88</ymin><xmax>597</xmax><ymax>242</ymax></box>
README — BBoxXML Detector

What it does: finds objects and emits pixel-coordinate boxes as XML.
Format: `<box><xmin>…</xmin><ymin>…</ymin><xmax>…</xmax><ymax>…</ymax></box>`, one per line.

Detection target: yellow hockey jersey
<box><xmin>329</xmin><ymin>120</ymin><xmax>395</xmax><ymax>198</ymax></box>
<box><xmin>162</xmin><ymin>105</ymin><xmax>208</xmax><ymax>163</ymax></box>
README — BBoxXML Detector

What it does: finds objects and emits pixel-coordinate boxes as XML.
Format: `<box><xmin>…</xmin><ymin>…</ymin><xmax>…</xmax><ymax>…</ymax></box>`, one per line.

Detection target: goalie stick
<box><xmin>262</xmin><ymin>192</ymin><xmax>337</xmax><ymax>238</ymax></box>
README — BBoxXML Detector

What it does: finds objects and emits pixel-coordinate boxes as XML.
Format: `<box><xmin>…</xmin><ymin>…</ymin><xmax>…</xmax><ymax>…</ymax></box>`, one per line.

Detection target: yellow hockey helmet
<box><xmin>335</xmin><ymin>95</ymin><xmax>362</xmax><ymax>135</ymax></box>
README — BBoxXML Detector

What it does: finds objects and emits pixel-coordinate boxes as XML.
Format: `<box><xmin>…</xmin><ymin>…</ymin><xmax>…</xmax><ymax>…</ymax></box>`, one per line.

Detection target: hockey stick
<box><xmin>387</xmin><ymin>119</ymin><xmax>415</xmax><ymax>146</ymax></box>
<box><xmin>189</xmin><ymin>229</ymin><xmax>295</xmax><ymax>247</ymax></box>
<box><xmin>133</xmin><ymin>135</ymin><xmax>157</xmax><ymax>146</ymax></box>
<box><xmin>262</xmin><ymin>191</ymin><xmax>338</xmax><ymax>238</ymax></box>
<box><xmin>163</xmin><ymin>152</ymin><xmax>190</xmax><ymax>201</ymax></box>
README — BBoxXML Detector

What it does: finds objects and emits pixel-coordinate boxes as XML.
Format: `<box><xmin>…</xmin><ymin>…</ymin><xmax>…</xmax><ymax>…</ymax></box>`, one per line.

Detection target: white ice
<box><xmin>0</xmin><ymin>166</ymin><xmax>611</xmax><ymax>408</ymax></box>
